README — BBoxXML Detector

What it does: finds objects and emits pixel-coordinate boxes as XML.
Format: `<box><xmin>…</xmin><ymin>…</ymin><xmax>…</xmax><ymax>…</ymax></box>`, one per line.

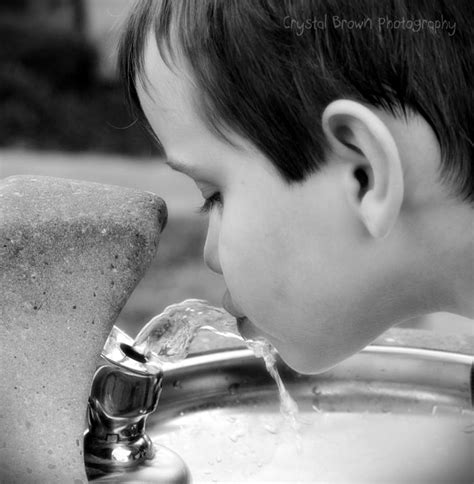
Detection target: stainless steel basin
<box><xmin>146</xmin><ymin>344</ymin><xmax>473</xmax><ymax>483</ymax></box>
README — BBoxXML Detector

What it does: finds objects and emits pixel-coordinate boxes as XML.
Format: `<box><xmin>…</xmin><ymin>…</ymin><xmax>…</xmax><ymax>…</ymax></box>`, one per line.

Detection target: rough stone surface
<box><xmin>0</xmin><ymin>175</ymin><xmax>167</xmax><ymax>483</ymax></box>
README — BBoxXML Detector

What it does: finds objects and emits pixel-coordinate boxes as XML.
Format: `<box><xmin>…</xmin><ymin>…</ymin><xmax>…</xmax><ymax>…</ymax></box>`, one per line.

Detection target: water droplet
<box><xmin>264</xmin><ymin>424</ymin><xmax>277</xmax><ymax>434</ymax></box>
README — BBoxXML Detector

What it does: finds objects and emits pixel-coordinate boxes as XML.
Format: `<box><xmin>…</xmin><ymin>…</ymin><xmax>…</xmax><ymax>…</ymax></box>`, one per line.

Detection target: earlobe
<box><xmin>322</xmin><ymin>100</ymin><xmax>404</xmax><ymax>238</ymax></box>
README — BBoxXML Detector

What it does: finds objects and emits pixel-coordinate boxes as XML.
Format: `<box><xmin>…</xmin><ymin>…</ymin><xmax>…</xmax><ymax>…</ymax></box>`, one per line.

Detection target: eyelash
<box><xmin>198</xmin><ymin>192</ymin><xmax>223</xmax><ymax>214</ymax></box>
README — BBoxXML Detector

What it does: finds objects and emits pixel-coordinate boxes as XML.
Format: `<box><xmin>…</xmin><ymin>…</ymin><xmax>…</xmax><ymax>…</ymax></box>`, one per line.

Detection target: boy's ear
<box><xmin>322</xmin><ymin>100</ymin><xmax>404</xmax><ymax>238</ymax></box>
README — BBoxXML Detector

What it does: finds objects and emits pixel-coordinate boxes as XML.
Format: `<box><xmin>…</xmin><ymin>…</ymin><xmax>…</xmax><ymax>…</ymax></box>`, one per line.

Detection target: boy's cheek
<box><xmin>220</xmin><ymin>217</ymin><xmax>283</xmax><ymax>279</ymax></box>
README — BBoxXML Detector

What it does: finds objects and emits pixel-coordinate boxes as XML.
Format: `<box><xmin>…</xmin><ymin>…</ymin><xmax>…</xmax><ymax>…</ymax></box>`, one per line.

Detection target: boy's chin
<box><xmin>276</xmin><ymin>350</ymin><xmax>331</xmax><ymax>375</ymax></box>
<box><xmin>238</xmin><ymin>317</ymin><xmax>324</xmax><ymax>374</ymax></box>
<box><xmin>273</xmin><ymin>341</ymin><xmax>347</xmax><ymax>375</ymax></box>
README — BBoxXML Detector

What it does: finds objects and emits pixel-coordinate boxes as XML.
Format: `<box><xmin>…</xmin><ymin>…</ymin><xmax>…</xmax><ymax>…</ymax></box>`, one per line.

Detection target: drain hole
<box><xmin>120</xmin><ymin>343</ymin><xmax>147</xmax><ymax>363</ymax></box>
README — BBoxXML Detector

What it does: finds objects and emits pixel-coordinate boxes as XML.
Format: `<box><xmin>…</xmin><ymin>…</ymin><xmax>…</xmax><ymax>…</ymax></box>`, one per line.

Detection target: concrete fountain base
<box><xmin>0</xmin><ymin>175</ymin><xmax>167</xmax><ymax>483</ymax></box>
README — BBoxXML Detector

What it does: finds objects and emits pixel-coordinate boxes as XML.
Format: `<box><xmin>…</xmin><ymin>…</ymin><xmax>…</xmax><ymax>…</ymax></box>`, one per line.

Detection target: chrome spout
<box><xmin>84</xmin><ymin>361</ymin><xmax>162</xmax><ymax>478</ymax></box>
<box><xmin>84</xmin><ymin>327</ymin><xmax>190</xmax><ymax>483</ymax></box>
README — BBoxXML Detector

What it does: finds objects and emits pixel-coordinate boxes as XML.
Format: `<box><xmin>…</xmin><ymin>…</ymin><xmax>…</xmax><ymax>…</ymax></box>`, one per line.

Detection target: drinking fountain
<box><xmin>81</xmin><ymin>305</ymin><xmax>473</xmax><ymax>483</ymax></box>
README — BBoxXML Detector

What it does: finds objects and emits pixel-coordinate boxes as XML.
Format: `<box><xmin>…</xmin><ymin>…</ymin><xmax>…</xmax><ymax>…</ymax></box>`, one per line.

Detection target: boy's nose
<box><xmin>203</xmin><ymin>224</ymin><xmax>222</xmax><ymax>274</ymax></box>
<box><xmin>204</xmin><ymin>241</ymin><xmax>222</xmax><ymax>274</ymax></box>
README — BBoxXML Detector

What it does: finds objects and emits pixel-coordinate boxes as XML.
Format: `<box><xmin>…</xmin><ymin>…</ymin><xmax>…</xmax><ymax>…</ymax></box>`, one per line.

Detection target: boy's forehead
<box><xmin>140</xmin><ymin>31</ymin><xmax>196</xmax><ymax>110</ymax></box>
<box><xmin>136</xmin><ymin>33</ymin><xmax>222</xmax><ymax>158</ymax></box>
<box><xmin>137</xmin><ymin>31</ymin><xmax>259</xmax><ymax>160</ymax></box>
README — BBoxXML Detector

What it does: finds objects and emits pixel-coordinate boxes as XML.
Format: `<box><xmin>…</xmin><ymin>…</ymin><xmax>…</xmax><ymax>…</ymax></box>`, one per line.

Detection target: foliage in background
<box><xmin>0</xmin><ymin>15</ymin><xmax>160</xmax><ymax>156</ymax></box>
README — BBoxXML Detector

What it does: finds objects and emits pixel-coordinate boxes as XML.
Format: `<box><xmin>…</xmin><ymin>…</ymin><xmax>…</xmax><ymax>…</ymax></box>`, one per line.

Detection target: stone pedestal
<box><xmin>0</xmin><ymin>175</ymin><xmax>167</xmax><ymax>483</ymax></box>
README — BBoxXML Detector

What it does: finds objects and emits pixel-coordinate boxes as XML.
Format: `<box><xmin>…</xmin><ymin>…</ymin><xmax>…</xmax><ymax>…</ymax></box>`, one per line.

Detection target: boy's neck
<box><xmin>432</xmin><ymin>202</ymin><xmax>474</xmax><ymax>320</ymax></box>
<box><xmin>450</xmin><ymin>241</ymin><xmax>474</xmax><ymax>319</ymax></box>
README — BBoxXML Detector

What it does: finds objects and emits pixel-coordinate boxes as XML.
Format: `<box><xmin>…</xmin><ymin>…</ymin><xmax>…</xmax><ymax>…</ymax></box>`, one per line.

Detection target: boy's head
<box><xmin>119</xmin><ymin>0</ymin><xmax>473</xmax><ymax>373</ymax></box>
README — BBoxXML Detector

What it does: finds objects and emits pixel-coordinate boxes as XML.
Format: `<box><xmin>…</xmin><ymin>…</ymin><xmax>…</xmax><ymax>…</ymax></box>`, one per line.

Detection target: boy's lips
<box><xmin>222</xmin><ymin>290</ymin><xmax>245</xmax><ymax>318</ymax></box>
<box><xmin>222</xmin><ymin>290</ymin><xmax>265</xmax><ymax>341</ymax></box>
<box><xmin>236</xmin><ymin>316</ymin><xmax>262</xmax><ymax>341</ymax></box>
<box><xmin>222</xmin><ymin>291</ymin><xmax>254</xmax><ymax>338</ymax></box>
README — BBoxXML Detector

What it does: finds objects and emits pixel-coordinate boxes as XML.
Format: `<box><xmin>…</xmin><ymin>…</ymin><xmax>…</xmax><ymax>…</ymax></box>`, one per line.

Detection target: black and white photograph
<box><xmin>1</xmin><ymin>0</ymin><xmax>473</xmax><ymax>482</ymax></box>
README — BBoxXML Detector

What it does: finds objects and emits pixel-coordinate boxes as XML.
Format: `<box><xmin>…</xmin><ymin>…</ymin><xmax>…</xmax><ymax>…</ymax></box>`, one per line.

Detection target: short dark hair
<box><xmin>119</xmin><ymin>0</ymin><xmax>473</xmax><ymax>203</ymax></box>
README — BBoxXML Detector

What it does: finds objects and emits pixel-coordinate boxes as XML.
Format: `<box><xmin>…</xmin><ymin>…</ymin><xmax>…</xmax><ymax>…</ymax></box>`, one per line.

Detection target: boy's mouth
<box><xmin>236</xmin><ymin>316</ymin><xmax>261</xmax><ymax>341</ymax></box>
<box><xmin>222</xmin><ymin>290</ymin><xmax>245</xmax><ymax>318</ymax></box>
<box><xmin>222</xmin><ymin>291</ymin><xmax>265</xmax><ymax>341</ymax></box>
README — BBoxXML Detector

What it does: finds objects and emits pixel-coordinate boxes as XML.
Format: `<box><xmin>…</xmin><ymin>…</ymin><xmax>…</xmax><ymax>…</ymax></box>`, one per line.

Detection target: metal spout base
<box><xmin>87</xmin><ymin>443</ymin><xmax>190</xmax><ymax>483</ymax></box>
<box><xmin>84</xmin><ymin>432</ymin><xmax>155</xmax><ymax>478</ymax></box>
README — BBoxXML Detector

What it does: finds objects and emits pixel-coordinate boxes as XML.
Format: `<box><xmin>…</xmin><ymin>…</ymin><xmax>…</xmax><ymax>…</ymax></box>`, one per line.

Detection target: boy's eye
<box><xmin>198</xmin><ymin>192</ymin><xmax>223</xmax><ymax>214</ymax></box>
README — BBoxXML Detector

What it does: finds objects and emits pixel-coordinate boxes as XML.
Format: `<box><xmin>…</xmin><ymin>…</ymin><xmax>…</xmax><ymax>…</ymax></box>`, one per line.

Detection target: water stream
<box><xmin>131</xmin><ymin>299</ymin><xmax>300</xmax><ymax>431</ymax></box>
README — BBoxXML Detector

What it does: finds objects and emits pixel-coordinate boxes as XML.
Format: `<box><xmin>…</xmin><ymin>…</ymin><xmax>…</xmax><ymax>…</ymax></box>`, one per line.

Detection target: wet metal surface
<box><xmin>147</xmin><ymin>344</ymin><xmax>473</xmax><ymax>483</ymax></box>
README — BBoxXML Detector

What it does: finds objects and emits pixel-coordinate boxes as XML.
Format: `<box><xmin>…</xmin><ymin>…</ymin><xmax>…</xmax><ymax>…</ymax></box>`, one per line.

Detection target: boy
<box><xmin>118</xmin><ymin>0</ymin><xmax>472</xmax><ymax>373</ymax></box>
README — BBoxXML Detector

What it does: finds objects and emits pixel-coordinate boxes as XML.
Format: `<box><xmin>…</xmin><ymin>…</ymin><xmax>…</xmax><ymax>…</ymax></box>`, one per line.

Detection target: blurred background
<box><xmin>0</xmin><ymin>0</ymin><xmax>471</xmax><ymax>338</ymax></box>
<box><xmin>0</xmin><ymin>0</ymin><xmax>224</xmax><ymax>337</ymax></box>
